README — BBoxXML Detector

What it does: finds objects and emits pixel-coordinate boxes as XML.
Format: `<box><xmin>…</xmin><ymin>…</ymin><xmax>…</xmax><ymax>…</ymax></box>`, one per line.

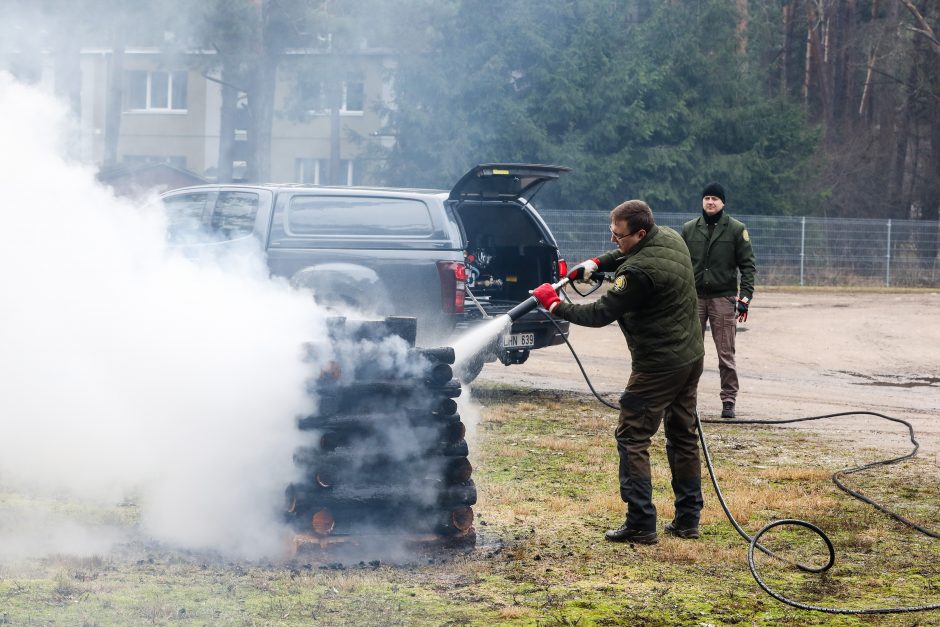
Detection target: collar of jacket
<box><xmin>624</xmin><ymin>224</ymin><xmax>660</xmax><ymax>258</ymax></box>
<box><xmin>702</xmin><ymin>209</ymin><xmax>723</xmax><ymax>225</ymax></box>
<box><xmin>696</xmin><ymin>212</ymin><xmax>729</xmax><ymax>243</ymax></box>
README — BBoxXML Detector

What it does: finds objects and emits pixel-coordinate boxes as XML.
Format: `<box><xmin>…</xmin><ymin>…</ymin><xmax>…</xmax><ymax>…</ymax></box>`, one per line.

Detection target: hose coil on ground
<box><xmin>538</xmin><ymin>308</ymin><xmax>940</xmax><ymax>615</ymax></box>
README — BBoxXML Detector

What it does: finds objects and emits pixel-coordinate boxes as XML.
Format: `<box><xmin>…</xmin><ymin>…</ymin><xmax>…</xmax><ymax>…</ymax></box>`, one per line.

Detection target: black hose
<box><xmin>535</xmin><ymin>307</ymin><xmax>940</xmax><ymax>615</ymax></box>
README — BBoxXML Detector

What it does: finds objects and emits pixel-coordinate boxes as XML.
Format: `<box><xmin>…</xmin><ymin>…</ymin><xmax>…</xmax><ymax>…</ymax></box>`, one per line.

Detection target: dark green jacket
<box><xmin>554</xmin><ymin>225</ymin><xmax>704</xmax><ymax>373</ymax></box>
<box><xmin>681</xmin><ymin>212</ymin><xmax>756</xmax><ymax>300</ymax></box>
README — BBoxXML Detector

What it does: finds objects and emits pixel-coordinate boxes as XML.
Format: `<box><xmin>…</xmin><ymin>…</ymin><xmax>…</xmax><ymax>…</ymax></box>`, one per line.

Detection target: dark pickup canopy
<box><xmin>448</xmin><ymin>163</ymin><xmax>571</xmax><ymax>203</ymax></box>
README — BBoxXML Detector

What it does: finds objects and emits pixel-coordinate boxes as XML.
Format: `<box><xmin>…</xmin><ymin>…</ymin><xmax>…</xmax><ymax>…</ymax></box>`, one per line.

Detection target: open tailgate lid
<box><xmin>448</xmin><ymin>163</ymin><xmax>571</xmax><ymax>203</ymax></box>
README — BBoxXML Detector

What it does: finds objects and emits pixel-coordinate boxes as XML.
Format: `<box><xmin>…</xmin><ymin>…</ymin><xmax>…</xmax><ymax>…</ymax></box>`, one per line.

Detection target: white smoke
<box><xmin>0</xmin><ymin>73</ymin><xmax>332</xmax><ymax>559</ymax></box>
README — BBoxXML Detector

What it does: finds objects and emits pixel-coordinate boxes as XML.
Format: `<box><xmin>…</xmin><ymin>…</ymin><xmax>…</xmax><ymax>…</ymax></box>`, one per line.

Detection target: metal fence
<box><xmin>538</xmin><ymin>210</ymin><xmax>940</xmax><ymax>288</ymax></box>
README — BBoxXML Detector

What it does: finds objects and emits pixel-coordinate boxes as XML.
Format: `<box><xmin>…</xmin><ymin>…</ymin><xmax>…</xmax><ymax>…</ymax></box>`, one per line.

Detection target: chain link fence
<box><xmin>538</xmin><ymin>210</ymin><xmax>940</xmax><ymax>288</ymax></box>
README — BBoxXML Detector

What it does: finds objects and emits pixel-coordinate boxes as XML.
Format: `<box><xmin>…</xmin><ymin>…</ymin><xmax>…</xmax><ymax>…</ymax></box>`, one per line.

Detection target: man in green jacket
<box><xmin>681</xmin><ymin>183</ymin><xmax>757</xmax><ymax>419</ymax></box>
<box><xmin>532</xmin><ymin>200</ymin><xmax>705</xmax><ymax>544</ymax></box>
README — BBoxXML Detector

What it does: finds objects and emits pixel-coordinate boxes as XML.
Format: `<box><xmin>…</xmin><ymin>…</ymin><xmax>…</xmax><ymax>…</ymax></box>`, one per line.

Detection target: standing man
<box><xmin>681</xmin><ymin>183</ymin><xmax>757</xmax><ymax>419</ymax></box>
<box><xmin>531</xmin><ymin>200</ymin><xmax>705</xmax><ymax>544</ymax></box>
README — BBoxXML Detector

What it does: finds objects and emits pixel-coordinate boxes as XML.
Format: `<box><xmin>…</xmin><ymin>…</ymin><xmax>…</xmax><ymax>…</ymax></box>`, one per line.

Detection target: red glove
<box><xmin>736</xmin><ymin>296</ymin><xmax>750</xmax><ymax>322</ymax></box>
<box><xmin>567</xmin><ymin>258</ymin><xmax>600</xmax><ymax>282</ymax></box>
<box><xmin>531</xmin><ymin>283</ymin><xmax>561</xmax><ymax>312</ymax></box>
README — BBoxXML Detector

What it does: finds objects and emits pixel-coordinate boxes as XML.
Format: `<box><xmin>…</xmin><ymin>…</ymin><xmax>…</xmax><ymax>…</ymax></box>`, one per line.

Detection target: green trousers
<box><xmin>615</xmin><ymin>356</ymin><xmax>704</xmax><ymax>531</ymax></box>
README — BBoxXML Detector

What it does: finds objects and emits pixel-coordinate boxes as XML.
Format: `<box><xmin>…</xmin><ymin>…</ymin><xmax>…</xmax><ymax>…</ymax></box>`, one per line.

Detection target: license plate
<box><xmin>504</xmin><ymin>332</ymin><xmax>535</xmax><ymax>348</ymax></box>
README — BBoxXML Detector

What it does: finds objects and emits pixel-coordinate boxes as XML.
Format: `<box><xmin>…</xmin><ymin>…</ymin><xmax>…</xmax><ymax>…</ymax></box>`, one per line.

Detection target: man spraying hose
<box><xmin>531</xmin><ymin>200</ymin><xmax>705</xmax><ymax>544</ymax></box>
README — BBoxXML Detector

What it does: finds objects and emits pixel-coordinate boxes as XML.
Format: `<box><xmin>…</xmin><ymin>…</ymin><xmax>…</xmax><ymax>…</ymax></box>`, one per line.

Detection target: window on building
<box><xmin>125</xmin><ymin>70</ymin><xmax>188</xmax><ymax>111</ymax></box>
<box><xmin>343</xmin><ymin>72</ymin><xmax>364</xmax><ymax>113</ymax></box>
<box><xmin>299</xmin><ymin>72</ymin><xmax>364</xmax><ymax>115</ymax></box>
<box><xmin>123</xmin><ymin>155</ymin><xmax>187</xmax><ymax>169</ymax></box>
<box><xmin>295</xmin><ymin>158</ymin><xmax>357</xmax><ymax>186</ymax></box>
<box><xmin>295</xmin><ymin>158</ymin><xmax>318</xmax><ymax>184</ymax></box>
<box><xmin>300</xmin><ymin>81</ymin><xmax>327</xmax><ymax>114</ymax></box>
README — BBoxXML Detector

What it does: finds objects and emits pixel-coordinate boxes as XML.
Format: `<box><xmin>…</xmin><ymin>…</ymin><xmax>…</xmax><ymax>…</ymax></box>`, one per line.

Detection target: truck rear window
<box><xmin>163</xmin><ymin>190</ymin><xmax>259</xmax><ymax>243</ymax></box>
<box><xmin>210</xmin><ymin>192</ymin><xmax>259</xmax><ymax>239</ymax></box>
<box><xmin>164</xmin><ymin>192</ymin><xmax>209</xmax><ymax>239</ymax></box>
<box><xmin>287</xmin><ymin>196</ymin><xmax>433</xmax><ymax>237</ymax></box>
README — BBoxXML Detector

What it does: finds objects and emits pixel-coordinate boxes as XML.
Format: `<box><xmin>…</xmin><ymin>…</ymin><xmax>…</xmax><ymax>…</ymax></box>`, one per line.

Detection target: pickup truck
<box><xmin>160</xmin><ymin>163</ymin><xmax>571</xmax><ymax>380</ymax></box>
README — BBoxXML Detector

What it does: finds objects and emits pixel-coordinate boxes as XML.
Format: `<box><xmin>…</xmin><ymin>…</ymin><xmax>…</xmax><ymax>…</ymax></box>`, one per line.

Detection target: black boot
<box><xmin>721</xmin><ymin>401</ymin><xmax>735</xmax><ymax>419</ymax></box>
<box><xmin>604</xmin><ymin>517</ymin><xmax>658</xmax><ymax>544</ymax></box>
<box><xmin>664</xmin><ymin>520</ymin><xmax>700</xmax><ymax>539</ymax></box>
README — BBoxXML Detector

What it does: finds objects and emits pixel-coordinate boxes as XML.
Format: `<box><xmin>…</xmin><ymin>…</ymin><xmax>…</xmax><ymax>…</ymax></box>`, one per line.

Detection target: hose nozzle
<box><xmin>506</xmin><ymin>278</ymin><xmax>571</xmax><ymax>321</ymax></box>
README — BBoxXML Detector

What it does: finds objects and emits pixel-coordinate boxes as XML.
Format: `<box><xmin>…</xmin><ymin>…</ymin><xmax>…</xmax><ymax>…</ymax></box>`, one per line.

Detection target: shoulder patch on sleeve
<box><xmin>742</xmin><ymin>228</ymin><xmax>750</xmax><ymax>242</ymax></box>
<box><xmin>613</xmin><ymin>274</ymin><xmax>628</xmax><ymax>291</ymax></box>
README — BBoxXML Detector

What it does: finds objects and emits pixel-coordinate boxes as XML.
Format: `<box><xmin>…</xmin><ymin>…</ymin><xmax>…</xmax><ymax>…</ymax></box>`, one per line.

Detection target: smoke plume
<box><xmin>0</xmin><ymin>73</ymin><xmax>332</xmax><ymax>559</ymax></box>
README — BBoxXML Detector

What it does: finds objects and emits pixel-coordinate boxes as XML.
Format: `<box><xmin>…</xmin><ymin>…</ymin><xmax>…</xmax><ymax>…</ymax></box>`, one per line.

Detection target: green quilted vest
<box><xmin>612</xmin><ymin>225</ymin><xmax>704</xmax><ymax>372</ymax></box>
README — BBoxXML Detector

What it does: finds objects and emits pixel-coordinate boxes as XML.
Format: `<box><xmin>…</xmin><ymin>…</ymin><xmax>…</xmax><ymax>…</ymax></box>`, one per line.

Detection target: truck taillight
<box><xmin>437</xmin><ymin>261</ymin><xmax>466</xmax><ymax>314</ymax></box>
<box><xmin>557</xmin><ymin>258</ymin><xmax>568</xmax><ymax>279</ymax></box>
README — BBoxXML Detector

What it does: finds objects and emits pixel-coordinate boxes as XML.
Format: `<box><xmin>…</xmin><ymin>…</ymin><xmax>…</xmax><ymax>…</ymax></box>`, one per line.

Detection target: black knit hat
<box><xmin>702</xmin><ymin>182</ymin><xmax>725</xmax><ymax>203</ymax></box>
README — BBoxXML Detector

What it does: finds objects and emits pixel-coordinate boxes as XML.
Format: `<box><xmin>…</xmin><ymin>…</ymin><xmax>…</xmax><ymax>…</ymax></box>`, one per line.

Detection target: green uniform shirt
<box><xmin>554</xmin><ymin>225</ymin><xmax>704</xmax><ymax>373</ymax></box>
<box><xmin>681</xmin><ymin>212</ymin><xmax>756</xmax><ymax>300</ymax></box>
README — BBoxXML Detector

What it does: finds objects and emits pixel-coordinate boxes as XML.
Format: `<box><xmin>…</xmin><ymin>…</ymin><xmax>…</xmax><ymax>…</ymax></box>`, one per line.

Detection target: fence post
<box><xmin>800</xmin><ymin>216</ymin><xmax>806</xmax><ymax>287</ymax></box>
<box><xmin>886</xmin><ymin>219</ymin><xmax>892</xmax><ymax>287</ymax></box>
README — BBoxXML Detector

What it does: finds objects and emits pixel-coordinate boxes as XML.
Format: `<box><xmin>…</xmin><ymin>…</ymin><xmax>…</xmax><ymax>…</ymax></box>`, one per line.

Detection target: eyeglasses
<box><xmin>610</xmin><ymin>225</ymin><xmax>636</xmax><ymax>241</ymax></box>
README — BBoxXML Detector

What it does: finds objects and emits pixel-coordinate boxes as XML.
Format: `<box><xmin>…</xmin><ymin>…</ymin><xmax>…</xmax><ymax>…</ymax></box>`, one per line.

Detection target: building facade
<box><xmin>74</xmin><ymin>48</ymin><xmax>394</xmax><ymax>186</ymax></box>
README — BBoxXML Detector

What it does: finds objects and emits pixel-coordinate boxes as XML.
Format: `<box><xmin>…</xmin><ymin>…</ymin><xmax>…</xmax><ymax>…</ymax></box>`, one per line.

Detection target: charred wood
<box><xmin>296</xmin><ymin>423</ymin><xmax>468</xmax><ymax>453</ymax></box>
<box><xmin>298</xmin><ymin>411</ymin><xmax>464</xmax><ymax>433</ymax></box>
<box><xmin>287</xmin><ymin>503</ymin><xmax>474</xmax><ymax>537</ymax></box>
<box><xmin>311</xmin><ymin>385</ymin><xmax>461</xmax><ymax>418</ymax></box>
<box><xmin>412</xmin><ymin>346</ymin><xmax>456</xmax><ymax>365</ymax></box>
<box><xmin>285</xmin><ymin>480</ymin><xmax>477</xmax><ymax>512</ymax></box>
<box><xmin>293</xmin><ymin>447</ymin><xmax>472</xmax><ymax>476</ymax></box>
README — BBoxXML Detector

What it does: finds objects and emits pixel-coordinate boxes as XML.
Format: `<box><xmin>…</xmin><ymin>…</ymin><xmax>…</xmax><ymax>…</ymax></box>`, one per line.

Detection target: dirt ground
<box><xmin>478</xmin><ymin>288</ymin><xmax>940</xmax><ymax>463</ymax></box>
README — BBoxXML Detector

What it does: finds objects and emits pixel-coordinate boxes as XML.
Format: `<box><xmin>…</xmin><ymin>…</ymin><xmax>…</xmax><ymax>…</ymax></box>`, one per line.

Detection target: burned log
<box><xmin>310</xmin><ymin>380</ymin><xmax>462</xmax><ymax>420</ymax></box>
<box><xmin>291</xmin><ymin>314</ymin><xmax>475</xmax><ymax>547</ymax></box>
<box><xmin>312</xmin><ymin>377</ymin><xmax>462</xmax><ymax>398</ymax></box>
<box><xmin>285</xmin><ymin>480</ymin><xmax>477</xmax><ymax>514</ymax></box>
<box><xmin>289</xmin><ymin>503</ymin><xmax>475</xmax><ymax>538</ymax></box>
<box><xmin>292</xmin><ymin>457</ymin><xmax>472</xmax><ymax>496</ymax></box>
<box><xmin>412</xmin><ymin>346</ymin><xmax>456</xmax><ymax>365</ymax></box>
<box><xmin>297</xmin><ymin>413</ymin><xmax>466</xmax><ymax>445</ymax></box>
<box><xmin>293</xmin><ymin>441</ymin><xmax>471</xmax><ymax>472</ymax></box>
<box><xmin>297</xmin><ymin>425</ymin><xmax>468</xmax><ymax>455</ymax></box>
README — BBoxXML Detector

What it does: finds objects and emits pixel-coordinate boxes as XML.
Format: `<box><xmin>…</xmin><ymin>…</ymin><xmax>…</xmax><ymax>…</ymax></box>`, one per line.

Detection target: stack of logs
<box><xmin>285</xmin><ymin>317</ymin><xmax>476</xmax><ymax>547</ymax></box>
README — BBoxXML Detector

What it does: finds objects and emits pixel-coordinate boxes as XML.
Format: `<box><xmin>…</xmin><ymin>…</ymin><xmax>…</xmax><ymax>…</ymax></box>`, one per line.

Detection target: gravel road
<box><xmin>476</xmin><ymin>289</ymin><xmax>940</xmax><ymax>461</ymax></box>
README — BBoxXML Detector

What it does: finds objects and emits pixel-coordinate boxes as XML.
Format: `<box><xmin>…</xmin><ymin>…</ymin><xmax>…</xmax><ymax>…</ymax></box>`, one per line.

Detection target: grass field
<box><xmin>2</xmin><ymin>384</ymin><xmax>939</xmax><ymax>626</ymax></box>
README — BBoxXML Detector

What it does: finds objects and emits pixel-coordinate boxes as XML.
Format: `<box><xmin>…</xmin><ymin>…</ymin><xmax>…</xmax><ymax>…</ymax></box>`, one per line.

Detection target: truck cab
<box><xmin>160</xmin><ymin>163</ymin><xmax>571</xmax><ymax>380</ymax></box>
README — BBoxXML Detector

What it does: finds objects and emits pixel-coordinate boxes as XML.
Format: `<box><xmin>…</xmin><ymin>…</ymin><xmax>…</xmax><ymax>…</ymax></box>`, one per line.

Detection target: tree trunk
<box><xmin>246</xmin><ymin>58</ymin><xmax>276</xmax><ymax>183</ymax></box>
<box><xmin>735</xmin><ymin>0</ymin><xmax>749</xmax><ymax>56</ymax></box>
<box><xmin>898</xmin><ymin>0</ymin><xmax>940</xmax><ymax>56</ymax></box>
<box><xmin>916</xmin><ymin>125</ymin><xmax>939</xmax><ymax>263</ymax></box>
<box><xmin>858</xmin><ymin>45</ymin><xmax>876</xmax><ymax>119</ymax></box>
<box><xmin>328</xmin><ymin>73</ymin><xmax>343</xmax><ymax>185</ymax></box>
<box><xmin>781</xmin><ymin>1</ymin><xmax>792</xmax><ymax>97</ymax></box>
<box><xmin>915</xmin><ymin>1</ymin><xmax>940</xmax><ymax>261</ymax></box>
<box><xmin>102</xmin><ymin>55</ymin><xmax>124</xmax><ymax>167</ymax></box>
<box><xmin>246</xmin><ymin>0</ymin><xmax>279</xmax><ymax>183</ymax></box>
<box><xmin>813</xmin><ymin>2</ymin><xmax>833</xmax><ymax>124</ymax></box>
<box><xmin>830</xmin><ymin>0</ymin><xmax>853</xmax><ymax>123</ymax></box>
<box><xmin>802</xmin><ymin>1</ymin><xmax>814</xmax><ymax>106</ymax></box>
<box><xmin>53</xmin><ymin>21</ymin><xmax>82</xmax><ymax>159</ymax></box>
<box><xmin>217</xmin><ymin>66</ymin><xmax>238</xmax><ymax>183</ymax></box>
<box><xmin>102</xmin><ymin>32</ymin><xmax>125</xmax><ymax>168</ymax></box>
